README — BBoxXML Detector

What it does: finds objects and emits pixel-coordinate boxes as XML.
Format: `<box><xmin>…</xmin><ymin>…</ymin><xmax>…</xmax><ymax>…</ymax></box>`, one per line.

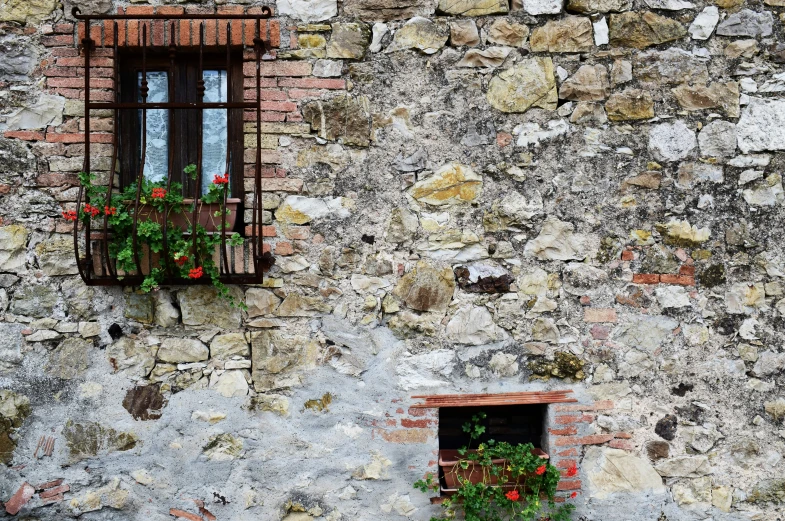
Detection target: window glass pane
<box><xmin>138</xmin><ymin>71</ymin><xmax>169</xmax><ymax>183</ymax></box>
<box><xmin>202</xmin><ymin>70</ymin><xmax>228</xmax><ymax>195</ymax></box>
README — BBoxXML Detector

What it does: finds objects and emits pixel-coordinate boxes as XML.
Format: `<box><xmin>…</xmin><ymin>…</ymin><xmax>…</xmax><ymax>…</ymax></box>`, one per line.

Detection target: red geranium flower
<box><xmin>212</xmin><ymin>173</ymin><xmax>229</xmax><ymax>185</ymax></box>
<box><xmin>104</xmin><ymin>206</ymin><xmax>117</xmax><ymax>215</ymax></box>
<box><xmin>83</xmin><ymin>203</ymin><xmax>100</xmax><ymax>217</ymax></box>
<box><xmin>151</xmin><ymin>187</ymin><xmax>167</xmax><ymax>199</ymax></box>
<box><xmin>188</xmin><ymin>266</ymin><xmax>203</xmax><ymax>279</ymax></box>
<box><xmin>505</xmin><ymin>490</ymin><xmax>519</xmax><ymax>501</ymax></box>
<box><xmin>62</xmin><ymin>210</ymin><xmax>78</xmax><ymax>221</ymax></box>
<box><xmin>570</xmin><ymin>492</ymin><xmax>578</xmax><ymax>499</ymax></box>
<box><xmin>535</xmin><ymin>465</ymin><xmax>547</xmax><ymax>476</ymax></box>
<box><xmin>566</xmin><ymin>464</ymin><xmax>578</xmax><ymax>477</ymax></box>
<box><xmin>174</xmin><ymin>254</ymin><xmax>189</xmax><ymax>267</ymax></box>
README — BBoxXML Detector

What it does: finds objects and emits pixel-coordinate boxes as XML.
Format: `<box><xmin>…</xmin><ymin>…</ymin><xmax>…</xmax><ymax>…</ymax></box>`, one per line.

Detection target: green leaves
<box><xmin>183</xmin><ymin>163</ymin><xmax>197</xmax><ymax>180</ymax></box>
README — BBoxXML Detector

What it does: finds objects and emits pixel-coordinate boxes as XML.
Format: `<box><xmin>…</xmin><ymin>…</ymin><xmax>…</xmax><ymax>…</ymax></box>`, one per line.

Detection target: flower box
<box><xmin>129</xmin><ymin>198</ymin><xmax>242</xmax><ymax>233</ymax></box>
<box><xmin>439</xmin><ymin>448</ymin><xmax>549</xmax><ymax>490</ymax></box>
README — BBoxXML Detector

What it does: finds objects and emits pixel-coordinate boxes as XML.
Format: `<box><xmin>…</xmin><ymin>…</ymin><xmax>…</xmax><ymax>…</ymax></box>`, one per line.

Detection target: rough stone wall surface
<box><xmin>0</xmin><ymin>0</ymin><xmax>784</xmax><ymax>519</ymax></box>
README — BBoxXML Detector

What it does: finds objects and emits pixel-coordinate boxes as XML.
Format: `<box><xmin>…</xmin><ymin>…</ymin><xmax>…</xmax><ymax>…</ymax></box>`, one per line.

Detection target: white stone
<box><xmin>380</xmin><ymin>493</ymin><xmax>416</xmax><ymax>516</ymax></box>
<box><xmin>446</xmin><ymin>306</ymin><xmax>506</xmax><ymax>345</ymax></box>
<box><xmin>276</xmin><ymin>0</ymin><xmax>337</xmax><ymax>22</ymax></box>
<box><xmin>312</xmin><ymin>60</ymin><xmax>343</xmax><ymax>78</ymax></box>
<box><xmin>489</xmin><ymin>352</ymin><xmax>518</xmax><ymax>377</ymax></box>
<box><xmin>276</xmin><ymin>196</ymin><xmax>351</xmax><ymax>224</ymax></box>
<box><xmin>649</xmin><ymin>120</ymin><xmax>697</xmax><ymax>162</ymax></box>
<box><xmin>2</xmin><ymin>94</ymin><xmax>64</xmax><ymax>130</ymax></box>
<box><xmin>521</xmin><ymin>0</ymin><xmax>563</xmax><ymax>15</ymax></box>
<box><xmin>210</xmin><ymin>370</ymin><xmax>249</xmax><ymax>398</ymax></box>
<box><xmin>396</xmin><ymin>350</ymin><xmax>456</xmax><ymax>390</ymax></box>
<box><xmin>615</xmin><ymin>315</ymin><xmax>679</xmax><ymax>353</ymax></box>
<box><xmin>351</xmin><ymin>274</ymin><xmax>391</xmax><ymax>293</ymax></box>
<box><xmin>655</xmin><ymin>456</ymin><xmax>712</xmax><ymax>477</ymax></box>
<box><xmin>158</xmin><ymin>338</ymin><xmax>209</xmax><ymax>363</ymax></box>
<box><xmin>644</xmin><ymin>0</ymin><xmax>694</xmax><ymax>8</ymax></box>
<box><xmin>584</xmin><ymin>447</ymin><xmax>666</xmax><ymax>499</ymax></box>
<box><xmin>192</xmin><ymin>410</ymin><xmax>227</xmax><ymax>423</ymax></box>
<box><xmin>593</xmin><ymin>17</ymin><xmax>609</xmax><ymax>46</ymax></box>
<box><xmin>524</xmin><ymin>216</ymin><xmax>594</xmax><ymax>261</ymax></box>
<box><xmin>737</xmin><ymin>98</ymin><xmax>785</xmax><ymax>153</ymax></box>
<box><xmin>698</xmin><ymin>120</ymin><xmax>736</xmax><ymax>159</ymax></box>
<box><xmin>672</xmin><ymin>476</ymin><xmax>711</xmax><ymax>507</ymax></box>
<box><xmin>742</xmin><ymin>174</ymin><xmax>784</xmax><ymax>207</ymax></box>
<box><xmin>759</xmin><ymin>72</ymin><xmax>785</xmax><ymax>94</ymax></box>
<box><xmin>655</xmin><ymin>286</ymin><xmax>691</xmax><ymax>308</ymax></box>
<box><xmin>725</xmin><ymin>282</ymin><xmax>766</xmax><ymax>314</ymax></box>
<box><xmin>515</xmin><ymin>120</ymin><xmax>570</xmax><ymax>147</ymax></box>
<box><xmin>689</xmin><ymin>7</ymin><xmax>719</xmax><ymax>40</ymax></box>
<box><xmin>370</xmin><ymin>23</ymin><xmax>389</xmax><ymax>53</ymax></box>
<box><xmin>728</xmin><ymin>154</ymin><xmax>770</xmax><ymax>168</ymax></box>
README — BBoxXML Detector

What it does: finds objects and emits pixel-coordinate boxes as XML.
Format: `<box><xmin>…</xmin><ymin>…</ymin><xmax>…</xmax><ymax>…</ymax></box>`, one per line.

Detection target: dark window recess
<box><xmin>438</xmin><ymin>404</ymin><xmax>547</xmax><ymax>450</ymax></box>
<box><xmin>118</xmin><ymin>50</ymin><xmax>244</xmax><ymax>202</ymax></box>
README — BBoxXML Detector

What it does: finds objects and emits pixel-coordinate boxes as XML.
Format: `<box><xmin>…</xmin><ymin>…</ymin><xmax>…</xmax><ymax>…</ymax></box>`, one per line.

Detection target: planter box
<box><xmin>439</xmin><ymin>448</ymin><xmax>549</xmax><ymax>490</ymax></box>
<box><xmin>130</xmin><ymin>198</ymin><xmax>241</xmax><ymax>233</ymax></box>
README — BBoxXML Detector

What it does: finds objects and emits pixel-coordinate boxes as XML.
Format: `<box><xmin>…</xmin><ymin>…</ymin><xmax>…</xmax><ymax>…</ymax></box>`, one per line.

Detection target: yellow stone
<box><xmin>408</xmin><ymin>163</ymin><xmax>482</xmax><ymax>206</ymax></box>
<box><xmin>657</xmin><ymin>219</ymin><xmax>711</xmax><ymax>246</ymax></box>
<box><xmin>0</xmin><ymin>0</ymin><xmax>57</xmax><ymax>24</ymax></box>
<box><xmin>487</xmin><ymin>57</ymin><xmax>557</xmax><ymax>113</ymax></box>
<box><xmin>298</xmin><ymin>34</ymin><xmax>327</xmax><ymax>49</ymax></box>
<box><xmin>630</xmin><ymin>229</ymin><xmax>653</xmax><ymax>245</ymax></box>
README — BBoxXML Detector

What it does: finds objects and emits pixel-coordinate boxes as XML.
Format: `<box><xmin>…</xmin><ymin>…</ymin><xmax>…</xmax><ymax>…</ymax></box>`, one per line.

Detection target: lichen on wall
<box><xmin>0</xmin><ymin>0</ymin><xmax>785</xmax><ymax>519</ymax></box>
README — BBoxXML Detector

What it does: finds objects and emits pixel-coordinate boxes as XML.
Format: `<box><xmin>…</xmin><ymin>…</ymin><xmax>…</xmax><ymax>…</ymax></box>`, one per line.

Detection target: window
<box><xmin>118</xmin><ymin>50</ymin><xmax>244</xmax><ymax>200</ymax></box>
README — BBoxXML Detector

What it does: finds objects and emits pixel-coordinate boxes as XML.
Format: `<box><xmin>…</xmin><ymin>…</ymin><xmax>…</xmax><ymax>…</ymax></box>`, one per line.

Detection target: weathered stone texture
<box><xmin>486</xmin><ymin>57</ymin><xmax>557</xmax><ymax>112</ymax></box>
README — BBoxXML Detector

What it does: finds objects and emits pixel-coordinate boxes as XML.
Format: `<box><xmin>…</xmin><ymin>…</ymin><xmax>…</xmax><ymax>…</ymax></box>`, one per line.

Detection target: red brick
<box><xmin>274</xmin><ymin>241</ymin><xmax>294</xmax><ymax>256</ymax></box>
<box><xmin>127</xmin><ymin>20</ymin><xmax>139</xmax><ymax>46</ymax></box>
<box><xmin>549</xmin><ymin>426</ymin><xmax>578</xmax><ymax>436</ymax></box>
<box><xmin>556</xmin><ymin>459</ymin><xmax>577</xmax><ymax>469</ymax></box>
<box><xmin>125</xmin><ymin>5</ymin><xmax>154</xmax><ymax>15</ymax></box>
<box><xmin>42</xmin><ymin>35</ymin><xmax>74</xmax><ymax>47</ymax></box>
<box><xmin>38</xmin><ymin>171</ymin><xmax>80</xmax><ymax>187</ymax></box>
<box><xmin>41</xmin><ymin>494</ymin><xmax>64</xmax><ymax>505</ymax></box>
<box><xmin>557</xmin><ymin>448</ymin><xmax>579</xmax><ymax>457</ymax></box>
<box><xmin>632</xmin><ymin>273</ymin><xmax>659</xmax><ymax>284</ymax></box>
<box><xmin>90</xmin><ymin>25</ymin><xmax>102</xmax><ymax>46</ymax></box>
<box><xmin>401</xmin><ymin>418</ymin><xmax>434</xmax><ymax>428</ymax></box>
<box><xmin>609</xmin><ymin>439</ymin><xmax>635</xmax><ymax>451</ymax></box>
<box><xmin>261</xmin><ymin>178</ymin><xmax>302</xmax><ymax>192</ymax></box>
<box><xmin>169</xmin><ymin>509</ymin><xmax>202</xmax><ymax>521</ymax></box>
<box><xmin>261</xmin><ymin>225</ymin><xmax>277</xmax><ymax>237</ymax></box>
<box><xmin>555</xmin><ymin>414</ymin><xmax>594</xmax><ymax>425</ymax></box>
<box><xmin>555</xmin><ymin>401</ymin><xmax>614</xmax><ymax>412</ymax></box>
<box><xmin>3</xmin><ymin>131</ymin><xmax>45</xmax><ymax>141</ymax></box>
<box><xmin>270</xmin><ymin>20</ymin><xmax>281</xmax><ymax>48</ymax></box>
<box><xmin>375</xmin><ymin>428</ymin><xmax>434</xmax><ymax>444</ymax></box>
<box><xmin>614</xmin><ymin>432</ymin><xmax>632</xmax><ymax>439</ymax></box>
<box><xmin>557</xmin><ymin>480</ymin><xmax>582</xmax><ymax>491</ymax></box>
<box><xmin>36</xmin><ymin>479</ymin><xmax>64</xmax><ymax>491</ymax></box>
<box><xmin>590</xmin><ymin>325</ymin><xmax>610</xmax><ymax>340</ymax></box>
<box><xmin>286</xmin><ymin>113</ymin><xmax>304</xmax><ymax>122</ymax></box>
<box><xmin>43</xmin><ymin>67</ymin><xmax>78</xmax><ymax>77</ymax></box>
<box><xmin>554</xmin><ymin>434</ymin><xmax>614</xmax><ymax>447</ymax></box>
<box><xmin>583</xmin><ymin>308</ymin><xmax>617</xmax><ymax>323</ymax></box>
<box><xmin>0</xmin><ymin>184</ymin><xmax>12</xmax><ymax>194</ymax></box>
<box><xmin>496</xmin><ymin>132</ymin><xmax>513</xmax><ymax>147</ymax></box>
<box><xmin>679</xmin><ymin>264</ymin><xmax>695</xmax><ymax>276</ymax></box>
<box><xmin>621</xmin><ymin>250</ymin><xmax>634</xmax><ymax>261</ymax></box>
<box><xmin>56</xmin><ymin>57</ymin><xmax>113</xmax><ymax>68</ymax></box>
<box><xmin>53</xmin><ymin>23</ymin><xmax>74</xmax><ymax>34</ymax></box>
<box><xmin>48</xmin><ymin>77</ymin><xmax>114</xmax><ymax>89</ymax></box>
<box><xmin>203</xmin><ymin>20</ymin><xmax>217</xmax><ymax>46</ymax></box>
<box><xmin>5</xmin><ymin>482</ymin><xmax>35</xmax><ymax>515</ymax></box>
<box><xmin>660</xmin><ymin>274</ymin><xmax>695</xmax><ymax>286</ymax></box>
<box><xmin>49</xmin><ymin>48</ymin><xmax>80</xmax><ymax>57</ymax></box>
<box><xmin>408</xmin><ymin>407</ymin><xmax>435</xmax><ymax>417</ymax></box>
<box><xmin>39</xmin><ymin>484</ymin><xmax>70</xmax><ymax>499</ymax></box>
<box><xmin>283</xmin><ymin>226</ymin><xmax>310</xmax><ymax>240</ymax></box>
<box><xmin>46</xmin><ymin>133</ymin><xmax>113</xmax><ymax>144</ymax></box>
<box><xmin>286</xmin><ymin>88</ymin><xmax>331</xmax><ymax>100</ymax></box>
<box><xmin>179</xmin><ymin>19</ymin><xmax>192</xmax><ymax>46</ymax></box>
<box><xmin>242</xmin><ymin>60</ymin><xmax>313</xmax><ymax>78</ymax></box>
<box><xmin>152</xmin><ymin>20</ymin><xmax>165</xmax><ymax>46</ymax></box>
<box><xmin>260</xmin><ymin>101</ymin><xmax>298</xmax><ymax>112</ymax></box>
<box><xmin>242</xmin><ymin>77</ymin><xmax>279</xmax><ymax>89</ymax></box>
<box><xmin>258</xmin><ymin>112</ymin><xmax>287</xmax><ymax>122</ymax></box>
<box><xmin>278</xmin><ymin>77</ymin><xmax>346</xmax><ymax>89</ymax></box>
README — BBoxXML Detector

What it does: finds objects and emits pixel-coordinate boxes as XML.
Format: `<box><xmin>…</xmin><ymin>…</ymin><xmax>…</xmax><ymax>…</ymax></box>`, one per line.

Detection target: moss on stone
<box><xmin>528</xmin><ymin>352</ymin><xmax>586</xmax><ymax>380</ymax></box>
<box><xmin>700</xmin><ymin>264</ymin><xmax>726</xmax><ymax>288</ymax></box>
<box><xmin>304</xmin><ymin>393</ymin><xmax>333</xmax><ymax>412</ymax></box>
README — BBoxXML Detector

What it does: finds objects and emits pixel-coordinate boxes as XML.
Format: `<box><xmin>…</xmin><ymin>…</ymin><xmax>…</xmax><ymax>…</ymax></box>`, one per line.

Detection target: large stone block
<box><xmin>45</xmin><ymin>337</ymin><xmax>91</xmax><ymax>380</ymax></box>
<box><xmin>584</xmin><ymin>447</ymin><xmax>666</xmax><ymax>499</ymax></box>
<box><xmin>386</xmin><ymin>17</ymin><xmax>449</xmax><ymax>54</ymax></box>
<box><xmin>158</xmin><ymin>338</ymin><xmax>209</xmax><ymax>363</ymax></box>
<box><xmin>487</xmin><ymin>57</ymin><xmax>557</xmax><ymax>113</ymax></box>
<box><xmin>0</xmin><ymin>225</ymin><xmax>27</xmax><ymax>272</ymax></box>
<box><xmin>408</xmin><ymin>163</ymin><xmax>482</xmax><ymax>206</ymax></box>
<box><xmin>0</xmin><ymin>0</ymin><xmax>57</xmax><ymax>24</ymax></box>
<box><xmin>393</xmin><ymin>261</ymin><xmax>455</xmax><ymax>312</ymax></box>
<box><xmin>10</xmin><ymin>284</ymin><xmax>58</xmax><ymax>318</ymax></box>
<box><xmin>344</xmin><ymin>0</ymin><xmax>437</xmax><ymax>21</ymax></box>
<box><xmin>437</xmin><ymin>0</ymin><xmax>508</xmax><ymax>16</ymax></box>
<box><xmin>35</xmin><ymin>235</ymin><xmax>79</xmax><ymax>276</ymax></box>
<box><xmin>178</xmin><ymin>286</ymin><xmax>242</xmax><ymax>329</ymax></box>
<box><xmin>530</xmin><ymin>16</ymin><xmax>593</xmax><ymax>53</ymax></box>
<box><xmin>302</xmin><ymin>94</ymin><xmax>371</xmax><ymax>146</ymax></box>
<box><xmin>609</xmin><ymin>11</ymin><xmax>686</xmax><ymax>49</ymax></box>
<box><xmin>737</xmin><ymin>98</ymin><xmax>785</xmax><ymax>154</ymax></box>
<box><xmin>326</xmin><ymin>23</ymin><xmax>370</xmax><ymax>60</ymax></box>
<box><xmin>276</xmin><ymin>0</ymin><xmax>338</xmax><ymax>22</ymax></box>
<box><xmin>106</xmin><ymin>337</ymin><xmax>156</xmax><ymax>379</ymax></box>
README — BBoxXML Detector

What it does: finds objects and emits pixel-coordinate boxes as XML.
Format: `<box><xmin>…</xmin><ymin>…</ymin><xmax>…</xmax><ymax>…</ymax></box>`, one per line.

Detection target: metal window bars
<box><xmin>71</xmin><ymin>7</ymin><xmax>274</xmax><ymax>287</ymax></box>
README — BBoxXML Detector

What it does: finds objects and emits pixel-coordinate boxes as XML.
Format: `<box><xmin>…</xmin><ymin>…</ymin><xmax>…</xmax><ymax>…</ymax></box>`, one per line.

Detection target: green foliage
<box><xmin>76</xmin><ymin>165</ymin><xmax>245</xmax><ymax>307</ymax></box>
<box><xmin>414</xmin><ymin>413</ymin><xmax>576</xmax><ymax>521</ymax></box>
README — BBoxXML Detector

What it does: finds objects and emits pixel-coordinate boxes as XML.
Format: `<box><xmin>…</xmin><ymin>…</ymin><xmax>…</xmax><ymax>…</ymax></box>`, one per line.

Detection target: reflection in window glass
<box><xmin>202</xmin><ymin>70</ymin><xmax>228</xmax><ymax>195</ymax></box>
<box><xmin>138</xmin><ymin>71</ymin><xmax>169</xmax><ymax>183</ymax></box>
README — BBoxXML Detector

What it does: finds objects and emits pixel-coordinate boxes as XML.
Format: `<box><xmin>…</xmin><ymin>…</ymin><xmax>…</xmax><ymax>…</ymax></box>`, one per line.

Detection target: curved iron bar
<box><xmin>192</xmin><ymin>22</ymin><xmax>205</xmax><ymax>269</ymax></box>
<box><xmin>73</xmin><ymin>15</ymin><xmax>91</xmax><ymax>285</ymax></box>
<box><xmin>130</xmin><ymin>23</ymin><xmax>149</xmax><ymax>277</ymax></box>
<box><xmin>102</xmin><ymin>21</ymin><xmax>120</xmax><ymax>280</ymax></box>
<box><xmin>161</xmin><ymin>21</ymin><xmax>177</xmax><ymax>279</ymax></box>
<box><xmin>219</xmin><ymin>22</ymin><xmax>231</xmax><ymax>276</ymax></box>
<box><xmin>252</xmin><ymin>22</ymin><xmax>262</xmax><ymax>278</ymax></box>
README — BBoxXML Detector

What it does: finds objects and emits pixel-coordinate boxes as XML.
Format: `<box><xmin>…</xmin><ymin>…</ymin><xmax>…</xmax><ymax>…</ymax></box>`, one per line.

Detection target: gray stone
<box><xmin>62</xmin><ymin>420</ymin><xmax>137</xmax><ymax>464</ymax></box>
<box><xmin>396</xmin><ymin>349</ymin><xmax>455</xmax><ymax>390</ymax></box>
<box><xmin>312</xmin><ymin>59</ymin><xmax>343</xmax><ymax>77</ymax></box>
<box><xmin>408</xmin><ymin>163</ymin><xmax>482</xmax><ymax>206</ymax></box>
<box><xmin>648</xmin><ymin>120</ymin><xmax>697</xmax><ymax>162</ymax></box>
<box><xmin>105</xmin><ymin>337</ymin><xmax>156</xmax><ymax>379</ymax></box>
<box><xmin>0</xmin><ymin>323</ymin><xmax>25</xmax><ymax>373</ymax></box>
<box><xmin>124</xmin><ymin>292</ymin><xmax>154</xmax><ymax>324</ymax></box>
<box><xmin>487</xmin><ymin>58</ymin><xmax>557</xmax><ymax>113</ymax></box>
<box><xmin>326</xmin><ymin>23</ymin><xmax>370</xmax><ymax>60</ymax></box>
<box><xmin>210</xmin><ymin>370</ymin><xmax>250</xmax><ymax>398</ymax></box>
<box><xmin>716</xmin><ymin>9</ymin><xmax>773</xmax><ymax>38</ymax></box>
<box><xmin>344</xmin><ymin>0</ymin><xmax>437</xmax><ymax>21</ymax></box>
<box><xmin>46</xmin><ymin>337</ymin><xmax>91</xmax><ymax>380</ymax></box>
<box><xmin>737</xmin><ymin>98</ymin><xmax>785</xmax><ymax>154</ymax></box>
<box><xmin>246</xmin><ymin>288</ymin><xmax>281</xmax><ymax>317</ymax></box>
<box><xmin>643</xmin><ymin>0</ymin><xmax>693</xmax><ymax>9</ymax></box>
<box><xmin>634</xmin><ymin>48</ymin><xmax>709</xmax><ymax>86</ymax></box>
<box><xmin>605</xmin><ymin>89</ymin><xmax>654</xmax><ymax>121</ymax></box>
<box><xmin>158</xmin><ymin>338</ymin><xmax>209</xmax><ymax>363</ymax></box>
<box><xmin>387</xmin><ymin>17</ymin><xmax>448</xmax><ymax>54</ymax></box>
<box><xmin>655</xmin><ymin>455</ymin><xmax>711</xmax><ymax>477</ymax></box>
<box><xmin>615</xmin><ymin>315</ymin><xmax>678</xmax><ymax>353</ymax></box>
<box><xmin>302</xmin><ymin>94</ymin><xmax>371</xmax><ymax>146</ymax></box>
<box><xmin>0</xmin><ymin>35</ymin><xmax>39</xmax><ymax>81</ymax></box>
<box><xmin>698</xmin><ymin>120</ymin><xmax>737</xmax><ymax>159</ymax></box>
<box><xmin>35</xmin><ymin>235</ymin><xmax>79</xmax><ymax>276</ymax></box>
<box><xmin>210</xmin><ymin>333</ymin><xmax>250</xmax><ymax>359</ymax></box>
<box><xmin>437</xmin><ymin>0</ymin><xmax>508</xmax><ymax>16</ymax></box>
<box><xmin>251</xmin><ymin>330</ymin><xmax>319</xmax><ymax>391</ymax></box>
<box><xmin>489</xmin><ymin>352</ymin><xmax>518</xmax><ymax>376</ymax></box>
<box><xmin>609</xmin><ymin>11</ymin><xmax>686</xmax><ymax>49</ymax></box>
<box><xmin>10</xmin><ymin>284</ymin><xmax>58</xmax><ymax>318</ymax></box>
<box><xmin>3</xmin><ymin>94</ymin><xmax>64</xmax><ymax>131</ymax></box>
<box><xmin>386</xmin><ymin>207</ymin><xmax>419</xmax><ymax>243</ymax></box>
<box><xmin>276</xmin><ymin>293</ymin><xmax>332</xmax><ymax>317</ymax></box>
<box><xmin>562</xmin><ymin>263</ymin><xmax>608</xmax><ymax>295</ymax></box>
<box><xmin>584</xmin><ymin>447</ymin><xmax>666</xmax><ymax>499</ymax></box>
<box><xmin>567</xmin><ymin>0</ymin><xmax>631</xmax><ymax>13</ymax></box>
<box><xmin>0</xmin><ymin>225</ymin><xmax>27</xmax><ymax>272</ymax></box>
<box><xmin>276</xmin><ymin>0</ymin><xmax>338</xmax><ymax>22</ymax></box>
<box><xmin>153</xmin><ymin>291</ymin><xmax>179</xmax><ymax>328</ymax></box>
<box><xmin>178</xmin><ymin>286</ymin><xmax>242</xmax><ymax>329</ymax></box>
<box><xmin>456</xmin><ymin>47</ymin><xmax>513</xmax><ymax>68</ymax></box>
<box><xmin>446</xmin><ymin>305</ymin><xmax>505</xmax><ymax>345</ymax></box>
<box><xmin>0</xmin><ymin>138</ymin><xmax>34</xmax><ymax>173</ymax></box>
<box><xmin>672</xmin><ymin>82</ymin><xmax>740</xmax><ymax>118</ymax></box>
<box><xmin>689</xmin><ymin>6</ymin><xmax>719</xmax><ymax>40</ymax></box>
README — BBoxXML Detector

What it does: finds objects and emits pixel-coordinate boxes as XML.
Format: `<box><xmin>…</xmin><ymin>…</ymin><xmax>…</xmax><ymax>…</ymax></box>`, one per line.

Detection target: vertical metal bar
<box><xmin>162</xmin><ymin>21</ymin><xmax>176</xmax><ymax>279</ymax></box>
<box><xmin>192</xmin><ymin>22</ymin><xmax>205</xmax><ymax>267</ymax></box>
<box><xmin>75</xmin><ymin>17</ymin><xmax>93</xmax><ymax>284</ymax></box>
<box><xmin>253</xmin><ymin>21</ymin><xmax>262</xmax><ymax>278</ymax></box>
<box><xmin>131</xmin><ymin>23</ymin><xmax>149</xmax><ymax>276</ymax></box>
<box><xmin>102</xmin><ymin>22</ymin><xmax>120</xmax><ymax>279</ymax></box>
<box><xmin>220</xmin><ymin>22</ymin><xmax>231</xmax><ymax>276</ymax></box>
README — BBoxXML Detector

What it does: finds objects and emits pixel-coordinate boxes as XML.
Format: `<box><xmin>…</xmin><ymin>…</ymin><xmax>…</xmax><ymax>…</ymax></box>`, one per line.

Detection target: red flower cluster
<box><xmin>570</xmin><ymin>492</ymin><xmax>578</xmax><ymax>499</ymax></box>
<box><xmin>62</xmin><ymin>210</ymin><xmax>78</xmax><ymax>221</ymax></box>
<box><xmin>188</xmin><ymin>266</ymin><xmax>203</xmax><ymax>279</ymax></box>
<box><xmin>535</xmin><ymin>465</ymin><xmax>547</xmax><ymax>476</ymax></box>
<box><xmin>104</xmin><ymin>206</ymin><xmax>117</xmax><ymax>215</ymax></box>
<box><xmin>505</xmin><ymin>490</ymin><xmax>519</xmax><ymax>501</ymax></box>
<box><xmin>83</xmin><ymin>203</ymin><xmax>101</xmax><ymax>217</ymax></box>
<box><xmin>213</xmin><ymin>173</ymin><xmax>229</xmax><ymax>185</ymax></box>
<box><xmin>566</xmin><ymin>464</ymin><xmax>578</xmax><ymax>478</ymax></box>
<box><xmin>151</xmin><ymin>187</ymin><xmax>167</xmax><ymax>199</ymax></box>
<box><xmin>174</xmin><ymin>254</ymin><xmax>189</xmax><ymax>267</ymax></box>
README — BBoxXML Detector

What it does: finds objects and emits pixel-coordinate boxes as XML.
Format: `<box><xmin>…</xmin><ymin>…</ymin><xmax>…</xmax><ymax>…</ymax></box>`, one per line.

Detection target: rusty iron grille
<box><xmin>71</xmin><ymin>6</ymin><xmax>274</xmax><ymax>287</ymax></box>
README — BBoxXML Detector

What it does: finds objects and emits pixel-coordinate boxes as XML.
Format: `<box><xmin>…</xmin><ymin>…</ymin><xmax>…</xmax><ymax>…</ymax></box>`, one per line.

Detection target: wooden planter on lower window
<box><xmin>131</xmin><ymin>198</ymin><xmax>242</xmax><ymax>233</ymax></box>
<box><xmin>439</xmin><ymin>448</ymin><xmax>549</xmax><ymax>493</ymax></box>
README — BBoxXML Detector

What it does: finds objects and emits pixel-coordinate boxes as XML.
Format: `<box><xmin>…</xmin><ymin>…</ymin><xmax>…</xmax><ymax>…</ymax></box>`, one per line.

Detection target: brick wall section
<box><xmin>2</xmin><ymin>5</ymin><xmax>349</xmax><ymax>257</ymax></box>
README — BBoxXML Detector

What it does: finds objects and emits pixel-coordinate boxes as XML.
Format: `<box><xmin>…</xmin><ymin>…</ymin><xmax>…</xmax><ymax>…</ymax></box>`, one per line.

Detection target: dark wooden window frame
<box><xmin>118</xmin><ymin>48</ymin><xmax>244</xmax><ymax>201</ymax></box>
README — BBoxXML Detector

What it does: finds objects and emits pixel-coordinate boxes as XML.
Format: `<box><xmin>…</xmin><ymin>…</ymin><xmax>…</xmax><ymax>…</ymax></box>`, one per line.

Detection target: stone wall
<box><xmin>1</xmin><ymin>0</ymin><xmax>785</xmax><ymax>519</ymax></box>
